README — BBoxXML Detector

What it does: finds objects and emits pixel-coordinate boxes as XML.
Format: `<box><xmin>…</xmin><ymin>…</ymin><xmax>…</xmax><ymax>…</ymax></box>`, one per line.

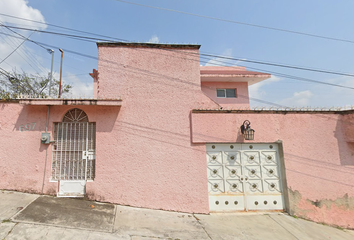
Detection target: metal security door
<box><xmin>207</xmin><ymin>143</ymin><xmax>284</xmax><ymax>212</ymax></box>
<box><xmin>51</xmin><ymin>109</ymin><xmax>96</xmax><ymax>197</ymax></box>
<box><xmin>207</xmin><ymin>144</ymin><xmax>245</xmax><ymax>211</ymax></box>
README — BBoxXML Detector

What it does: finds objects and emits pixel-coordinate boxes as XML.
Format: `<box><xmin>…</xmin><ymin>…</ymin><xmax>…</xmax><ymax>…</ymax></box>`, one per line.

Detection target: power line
<box><xmin>0</xmin><ymin>22</ymin><xmax>49</xmax><ymax>51</ymax></box>
<box><xmin>0</xmin><ymin>23</ymin><xmax>299</xmax><ymax>104</ymax></box>
<box><xmin>0</xmin><ymin>13</ymin><xmax>352</xmax><ymax>107</ymax></box>
<box><xmin>0</xmin><ymin>31</ymin><xmax>34</xmax><ymax>65</ymax></box>
<box><xmin>63</xmin><ymin>73</ymin><xmax>89</xmax><ymax>78</ymax></box>
<box><xmin>128</xmin><ymin>46</ymin><xmax>354</xmax><ymax>92</ymax></box>
<box><xmin>153</xmin><ymin>48</ymin><xmax>354</xmax><ymax>91</ymax></box>
<box><xmin>3</xmin><ymin>25</ymin><xmax>354</xmax><ymax>79</ymax></box>
<box><xmin>0</xmin><ymin>32</ymin><xmax>91</xmax><ymax>74</ymax></box>
<box><xmin>0</xmin><ymin>26</ymin><xmax>48</xmax><ymax>73</ymax></box>
<box><xmin>2</xmin><ymin>30</ymin><xmax>354</xmax><ymax>92</ymax></box>
<box><xmin>112</xmin><ymin>0</ymin><xmax>354</xmax><ymax>44</ymax></box>
<box><xmin>201</xmin><ymin>50</ymin><xmax>354</xmax><ymax>77</ymax></box>
<box><xmin>0</xmin><ymin>13</ymin><xmax>126</xmax><ymax>42</ymax></box>
<box><xmin>2</xmin><ymin>14</ymin><xmax>354</xmax><ymax>78</ymax></box>
<box><xmin>199</xmin><ymin>53</ymin><xmax>354</xmax><ymax>78</ymax></box>
<box><xmin>250</xmin><ymin>67</ymin><xmax>354</xmax><ymax>90</ymax></box>
<box><xmin>0</xmin><ymin>33</ymin><xmax>351</xmax><ymax>108</ymax></box>
<box><xmin>40</xmin><ymin>41</ymin><xmax>354</xmax><ymax>92</ymax></box>
<box><xmin>1</xmin><ymin>20</ymin><xmax>354</xmax><ymax>93</ymax></box>
<box><xmin>1</xmin><ymin>25</ymin><xmax>112</xmax><ymax>42</ymax></box>
<box><xmin>198</xmin><ymin>55</ymin><xmax>354</xmax><ymax>90</ymax></box>
<box><xmin>0</xmin><ymin>29</ymin><xmax>44</xmax><ymax>74</ymax></box>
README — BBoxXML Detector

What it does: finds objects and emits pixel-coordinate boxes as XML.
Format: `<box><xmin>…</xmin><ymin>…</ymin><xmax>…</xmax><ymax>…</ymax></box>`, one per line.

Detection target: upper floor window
<box><xmin>216</xmin><ymin>89</ymin><xmax>237</xmax><ymax>98</ymax></box>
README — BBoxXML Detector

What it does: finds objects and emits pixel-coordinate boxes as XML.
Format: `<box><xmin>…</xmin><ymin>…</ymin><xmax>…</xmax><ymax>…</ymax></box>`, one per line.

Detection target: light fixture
<box><xmin>240</xmin><ymin>120</ymin><xmax>255</xmax><ymax>140</ymax></box>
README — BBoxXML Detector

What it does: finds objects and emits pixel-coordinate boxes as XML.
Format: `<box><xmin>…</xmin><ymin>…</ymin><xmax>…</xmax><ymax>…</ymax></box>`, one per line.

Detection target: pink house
<box><xmin>1</xmin><ymin>42</ymin><xmax>354</xmax><ymax>229</ymax></box>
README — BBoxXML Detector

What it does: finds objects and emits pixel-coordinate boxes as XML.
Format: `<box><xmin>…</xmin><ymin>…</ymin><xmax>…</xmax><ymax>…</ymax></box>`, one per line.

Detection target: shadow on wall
<box><xmin>336</xmin><ymin>113</ymin><xmax>354</xmax><ymax>166</ymax></box>
<box><xmin>85</xmin><ymin>106</ymin><xmax>120</xmax><ymax>133</ymax></box>
<box><xmin>13</xmin><ymin>105</ymin><xmax>48</xmax><ymax>154</ymax></box>
<box><xmin>13</xmin><ymin>105</ymin><xmax>48</xmax><ymax>133</ymax></box>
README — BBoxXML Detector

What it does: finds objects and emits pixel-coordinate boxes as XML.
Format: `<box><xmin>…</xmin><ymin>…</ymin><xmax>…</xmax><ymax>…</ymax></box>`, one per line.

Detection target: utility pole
<box><xmin>58</xmin><ymin>49</ymin><xmax>63</xmax><ymax>98</ymax></box>
<box><xmin>47</xmin><ymin>49</ymin><xmax>54</xmax><ymax>97</ymax></box>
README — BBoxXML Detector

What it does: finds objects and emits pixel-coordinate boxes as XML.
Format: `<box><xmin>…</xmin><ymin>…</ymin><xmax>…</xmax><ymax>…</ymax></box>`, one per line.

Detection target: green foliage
<box><xmin>0</xmin><ymin>69</ymin><xmax>72</xmax><ymax>100</ymax></box>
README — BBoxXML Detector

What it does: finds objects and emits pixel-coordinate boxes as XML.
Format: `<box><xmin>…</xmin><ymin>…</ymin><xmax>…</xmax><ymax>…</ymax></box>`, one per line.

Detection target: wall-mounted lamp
<box><xmin>240</xmin><ymin>120</ymin><xmax>255</xmax><ymax>140</ymax></box>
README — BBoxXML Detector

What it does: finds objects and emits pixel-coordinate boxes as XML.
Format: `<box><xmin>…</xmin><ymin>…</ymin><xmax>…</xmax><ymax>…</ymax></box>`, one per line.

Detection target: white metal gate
<box><xmin>207</xmin><ymin>143</ymin><xmax>284</xmax><ymax>211</ymax></box>
<box><xmin>51</xmin><ymin>109</ymin><xmax>96</xmax><ymax>197</ymax></box>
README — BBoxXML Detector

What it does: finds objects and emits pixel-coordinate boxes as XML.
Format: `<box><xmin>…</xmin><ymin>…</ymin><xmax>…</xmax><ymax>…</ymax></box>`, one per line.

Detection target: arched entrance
<box><xmin>51</xmin><ymin>108</ymin><xmax>96</xmax><ymax>196</ymax></box>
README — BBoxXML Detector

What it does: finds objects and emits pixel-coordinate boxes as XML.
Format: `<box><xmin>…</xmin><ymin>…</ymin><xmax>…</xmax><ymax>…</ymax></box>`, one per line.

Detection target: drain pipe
<box><xmin>41</xmin><ymin>105</ymin><xmax>50</xmax><ymax>194</ymax></box>
<box><xmin>58</xmin><ymin>48</ymin><xmax>63</xmax><ymax>98</ymax></box>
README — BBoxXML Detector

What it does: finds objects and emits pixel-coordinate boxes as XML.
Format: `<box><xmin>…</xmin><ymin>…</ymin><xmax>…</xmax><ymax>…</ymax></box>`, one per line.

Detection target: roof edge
<box><xmin>97</xmin><ymin>42</ymin><xmax>201</xmax><ymax>49</ymax></box>
<box><xmin>17</xmin><ymin>98</ymin><xmax>122</xmax><ymax>106</ymax></box>
<box><xmin>192</xmin><ymin>109</ymin><xmax>354</xmax><ymax>114</ymax></box>
<box><xmin>200</xmin><ymin>66</ymin><xmax>271</xmax><ymax>76</ymax></box>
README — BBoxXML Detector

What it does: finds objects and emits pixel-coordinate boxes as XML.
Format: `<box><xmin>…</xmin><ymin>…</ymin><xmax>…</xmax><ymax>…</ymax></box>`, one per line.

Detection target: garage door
<box><xmin>207</xmin><ymin>143</ymin><xmax>284</xmax><ymax>211</ymax></box>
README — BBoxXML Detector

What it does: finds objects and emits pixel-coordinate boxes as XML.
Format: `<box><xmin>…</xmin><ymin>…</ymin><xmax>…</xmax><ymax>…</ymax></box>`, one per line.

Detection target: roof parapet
<box><xmin>97</xmin><ymin>42</ymin><xmax>201</xmax><ymax>49</ymax></box>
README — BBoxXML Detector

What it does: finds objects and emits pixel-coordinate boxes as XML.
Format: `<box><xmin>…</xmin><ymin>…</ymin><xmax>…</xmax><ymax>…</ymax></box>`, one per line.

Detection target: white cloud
<box><xmin>0</xmin><ymin>0</ymin><xmax>46</xmax><ymax>73</ymax></box>
<box><xmin>0</xmin><ymin>0</ymin><xmax>46</xmax><ymax>29</ymax></box>
<box><xmin>205</xmin><ymin>48</ymin><xmax>234</xmax><ymax>66</ymax></box>
<box><xmin>63</xmin><ymin>73</ymin><xmax>93</xmax><ymax>98</ymax></box>
<box><xmin>304</xmin><ymin>76</ymin><xmax>354</xmax><ymax>107</ymax></box>
<box><xmin>148</xmin><ymin>35</ymin><xmax>159</xmax><ymax>43</ymax></box>
<box><xmin>249</xmin><ymin>75</ymin><xmax>281</xmax><ymax>100</ymax></box>
<box><xmin>328</xmin><ymin>76</ymin><xmax>354</xmax><ymax>92</ymax></box>
<box><xmin>280</xmin><ymin>90</ymin><xmax>313</xmax><ymax>107</ymax></box>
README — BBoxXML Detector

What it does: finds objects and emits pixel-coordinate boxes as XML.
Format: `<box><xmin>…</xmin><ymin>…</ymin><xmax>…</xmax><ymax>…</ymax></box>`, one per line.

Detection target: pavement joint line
<box><xmin>192</xmin><ymin>214</ymin><xmax>213</xmax><ymax>240</ymax></box>
<box><xmin>9</xmin><ymin>193</ymin><xmax>40</xmax><ymax>221</ymax></box>
<box><xmin>3</xmin><ymin>222</ymin><xmax>18</xmax><ymax>239</ymax></box>
<box><xmin>9</xmin><ymin>219</ymin><xmax>113</xmax><ymax>234</ymax></box>
<box><xmin>111</xmin><ymin>204</ymin><xmax>118</xmax><ymax>233</ymax></box>
<box><xmin>268</xmin><ymin>214</ymin><xmax>300</xmax><ymax>240</ymax></box>
<box><xmin>130</xmin><ymin>235</ymin><xmax>169</xmax><ymax>239</ymax></box>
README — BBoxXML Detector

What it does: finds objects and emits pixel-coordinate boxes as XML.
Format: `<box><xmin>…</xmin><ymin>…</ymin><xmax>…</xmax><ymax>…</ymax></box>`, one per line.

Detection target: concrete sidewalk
<box><xmin>1</xmin><ymin>191</ymin><xmax>354</xmax><ymax>240</ymax></box>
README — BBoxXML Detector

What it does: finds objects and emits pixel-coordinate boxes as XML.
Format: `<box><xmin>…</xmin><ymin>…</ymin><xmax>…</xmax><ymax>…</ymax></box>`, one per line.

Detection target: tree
<box><xmin>0</xmin><ymin>69</ymin><xmax>71</xmax><ymax>100</ymax></box>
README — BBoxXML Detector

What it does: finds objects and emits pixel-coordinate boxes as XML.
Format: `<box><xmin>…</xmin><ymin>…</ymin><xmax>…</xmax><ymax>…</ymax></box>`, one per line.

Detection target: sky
<box><xmin>1</xmin><ymin>0</ymin><xmax>354</xmax><ymax>108</ymax></box>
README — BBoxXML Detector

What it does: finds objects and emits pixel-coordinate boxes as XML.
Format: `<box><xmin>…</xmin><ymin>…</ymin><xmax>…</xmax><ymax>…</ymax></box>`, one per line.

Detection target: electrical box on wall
<box><xmin>41</xmin><ymin>132</ymin><xmax>51</xmax><ymax>144</ymax></box>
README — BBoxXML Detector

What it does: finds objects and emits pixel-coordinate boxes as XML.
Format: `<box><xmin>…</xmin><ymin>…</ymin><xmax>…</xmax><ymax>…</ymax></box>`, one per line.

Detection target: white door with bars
<box><xmin>51</xmin><ymin>108</ymin><xmax>96</xmax><ymax>197</ymax></box>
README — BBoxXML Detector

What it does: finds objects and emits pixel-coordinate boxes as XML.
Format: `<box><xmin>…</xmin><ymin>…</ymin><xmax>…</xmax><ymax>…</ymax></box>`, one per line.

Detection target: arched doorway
<box><xmin>51</xmin><ymin>108</ymin><xmax>96</xmax><ymax>185</ymax></box>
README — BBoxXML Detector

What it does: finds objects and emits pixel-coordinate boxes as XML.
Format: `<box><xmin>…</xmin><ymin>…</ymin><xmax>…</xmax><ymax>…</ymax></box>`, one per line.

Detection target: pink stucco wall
<box><xmin>1</xmin><ymin>43</ymin><xmax>354</xmax><ymax>229</ymax></box>
<box><xmin>342</xmin><ymin>113</ymin><xmax>354</xmax><ymax>142</ymax></box>
<box><xmin>0</xmin><ymin>103</ymin><xmax>52</xmax><ymax>193</ymax></box>
<box><xmin>88</xmin><ymin>43</ymin><xmax>219</xmax><ymax>213</ymax></box>
<box><xmin>201</xmin><ymin>82</ymin><xmax>250</xmax><ymax>109</ymax></box>
<box><xmin>192</xmin><ymin>111</ymin><xmax>354</xmax><ymax>228</ymax></box>
<box><xmin>0</xmin><ymin>103</ymin><xmax>121</xmax><ymax>195</ymax></box>
<box><xmin>0</xmin><ymin>44</ymin><xmax>221</xmax><ymax>214</ymax></box>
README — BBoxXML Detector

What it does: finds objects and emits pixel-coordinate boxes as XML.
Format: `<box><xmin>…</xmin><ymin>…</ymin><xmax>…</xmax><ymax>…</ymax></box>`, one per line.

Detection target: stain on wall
<box><xmin>288</xmin><ymin>188</ymin><xmax>354</xmax><ymax>229</ymax></box>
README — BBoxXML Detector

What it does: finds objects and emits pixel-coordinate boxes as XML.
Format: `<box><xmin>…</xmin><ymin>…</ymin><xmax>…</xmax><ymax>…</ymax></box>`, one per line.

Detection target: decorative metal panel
<box><xmin>207</xmin><ymin>143</ymin><xmax>284</xmax><ymax>212</ymax></box>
